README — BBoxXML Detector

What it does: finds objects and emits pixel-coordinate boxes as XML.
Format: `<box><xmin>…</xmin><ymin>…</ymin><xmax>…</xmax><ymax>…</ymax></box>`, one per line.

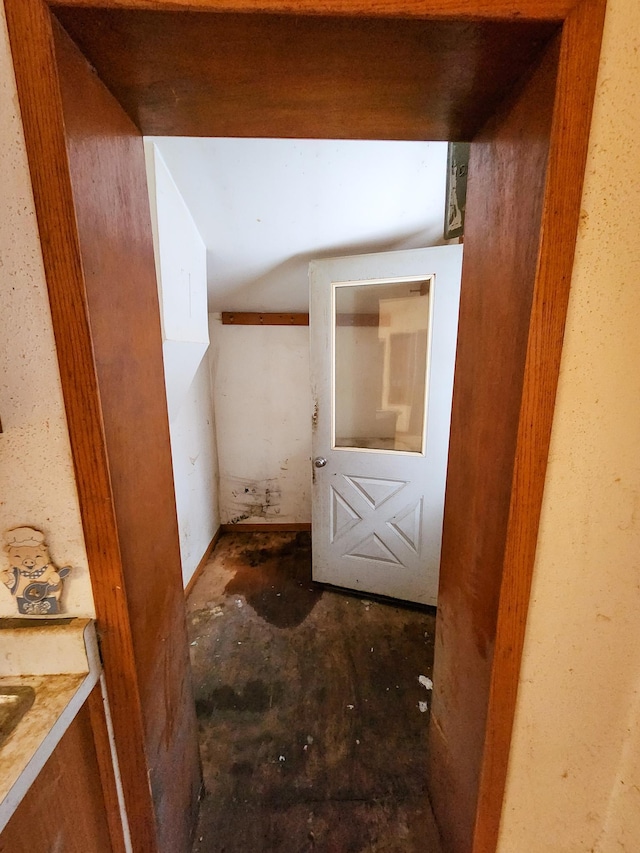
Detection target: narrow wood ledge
<box><xmin>222</xmin><ymin>312</ymin><xmax>309</xmax><ymax>326</ymax></box>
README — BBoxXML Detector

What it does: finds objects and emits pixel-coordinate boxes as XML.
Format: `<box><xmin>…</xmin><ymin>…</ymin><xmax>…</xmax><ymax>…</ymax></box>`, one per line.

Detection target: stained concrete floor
<box><xmin>187</xmin><ymin>531</ymin><xmax>442</xmax><ymax>853</ymax></box>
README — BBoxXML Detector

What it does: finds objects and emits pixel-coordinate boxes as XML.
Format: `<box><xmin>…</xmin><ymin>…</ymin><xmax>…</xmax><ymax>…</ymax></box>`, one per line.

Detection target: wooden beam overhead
<box><xmin>49</xmin><ymin>0</ymin><xmax>577</xmax><ymax>22</ymax></box>
<box><xmin>53</xmin><ymin>7</ymin><xmax>559</xmax><ymax>140</ymax></box>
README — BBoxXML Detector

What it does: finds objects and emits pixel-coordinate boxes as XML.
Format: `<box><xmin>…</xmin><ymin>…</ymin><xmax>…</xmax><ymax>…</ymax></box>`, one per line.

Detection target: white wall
<box><xmin>497</xmin><ymin>0</ymin><xmax>640</xmax><ymax>849</ymax></box>
<box><xmin>168</xmin><ymin>352</ymin><xmax>220</xmax><ymax>587</ymax></box>
<box><xmin>0</xmin><ymin>4</ymin><xmax>93</xmax><ymax>618</ymax></box>
<box><xmin>150</xmin><ymin>138</ymin><xmax>450</xmax><ymax>311</ymax></box>
<box><xmin>145</xmin><ymin>142</ymin><xmax>209</xmax><ymax>423</ymax></box>
<box><xmin>210</xmin><ymin>315</ymin><xmax>312</xmax><ymax>525</ymax></box>
<box><xmin>145</xmin><ymin>142</ymin><xmax>220</xmax><ymax>586</ymax></box>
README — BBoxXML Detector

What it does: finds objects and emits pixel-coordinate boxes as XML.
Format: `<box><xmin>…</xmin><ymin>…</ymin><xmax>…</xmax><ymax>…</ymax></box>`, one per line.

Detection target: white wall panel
<box><xmin>210</xmin><ymin>316</ymin><xmax>312</xmax><ymax>525</ymax></box>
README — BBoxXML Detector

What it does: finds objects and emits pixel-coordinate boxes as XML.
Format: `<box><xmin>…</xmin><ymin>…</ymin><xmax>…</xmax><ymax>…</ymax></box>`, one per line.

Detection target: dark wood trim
<box><xmin>221</xmin><ymin>522</ymin><xmax>312</xmax><ymax>533</ymax></box>
<box><xmin>49</xmin><ymin>0</ymin><xmax>576</xmax><ymax>22</ymax></box>
<box><xmin>87</xmin><ymin>682</ymin><xmax>129</xmax><ymax>853</ymax></box>
<box><xmin>428</xmin><ymin>37</ymin><xmax>561</xmax><ymax>851</ymax></box>
<box><xmin>49</xmin><ymin>9</ymin><xmax>562</xmax><ymax>141</ymax></box>
<box><xmin>222</xmin><ymin>312</ymin><xmax>309</xmax><ymax>326</ymax></box>
<box><xmin>3</xmin><ymin>3</ymin><xmax>158</xmax><ymax>851</ymax></box>
<box><xmin>184</xmin><ymin>527</ymin><xmax>222</xmax><ymax>598</ymax></box>
<box><xmin>51</xmin><ymin>18</ymin><xmax>201</xmax><ymax>851</ymax></box>
<box><xmin>472</xmin><ymin>1</ymin><xmax>607</xmax><ymax>850</ymax></box>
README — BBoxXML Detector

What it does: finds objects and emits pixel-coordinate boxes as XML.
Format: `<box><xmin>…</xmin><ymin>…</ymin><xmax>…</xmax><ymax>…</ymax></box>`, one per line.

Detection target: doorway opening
<box><xmin>143</xmin><ymin>136</ymin><xmax>457</xmax><ymax>592</ymax></box>
<box><xmin>146</xmin><ymin>136</ymin><xmax>456</xmax><ymax>849</ymax></box>
<box><xmin>5</xmin><ymin>3</ymin><xmax>606</xmax><ymax>851</ymax></box>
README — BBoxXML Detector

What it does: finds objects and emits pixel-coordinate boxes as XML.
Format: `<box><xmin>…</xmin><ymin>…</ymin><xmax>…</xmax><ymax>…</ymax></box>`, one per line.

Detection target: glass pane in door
<box><xmin>333</xmin><ymin>277</ymin><xmax>432</xmax><ymax>453</ymax></box>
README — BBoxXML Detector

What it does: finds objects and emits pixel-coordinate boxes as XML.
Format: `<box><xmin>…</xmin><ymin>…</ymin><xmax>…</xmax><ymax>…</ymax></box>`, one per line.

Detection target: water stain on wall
<box><xmin>227</xmin><ymin>477</ymin><xmax>282</xmax><ymax>524</ymax></box>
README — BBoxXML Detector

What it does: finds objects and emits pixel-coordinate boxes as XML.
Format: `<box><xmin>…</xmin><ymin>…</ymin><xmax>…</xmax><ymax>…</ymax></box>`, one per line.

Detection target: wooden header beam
<box><xmin>50</xmin><ymin>0</ymin><xmax>576</xmax><ymax>22</ymax></box>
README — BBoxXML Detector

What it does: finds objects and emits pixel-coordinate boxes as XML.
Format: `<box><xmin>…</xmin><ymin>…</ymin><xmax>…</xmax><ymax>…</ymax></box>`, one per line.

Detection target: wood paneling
<box><xmin>428</xmin><ymin>40</ymin><xmax>558</xmax><ymax>851</ymax></box>
<box><xmin>0</xmin><ymin>700</ymin><xmax>113</xmax><ymax>853</ymax></box>
<box><xmin>53</xmin><ymin>7</ymin><xmax>558</xmax><ymax>140</ymax></box>
<box><xmin>49</xmin><ymin>0</ymin><xmax>575</xmax><ymax>21</ymax></box>
<box><xmin>51</xmin><ymin>20</ymin><xmax>202</xmax><ymax>852</ymax></box>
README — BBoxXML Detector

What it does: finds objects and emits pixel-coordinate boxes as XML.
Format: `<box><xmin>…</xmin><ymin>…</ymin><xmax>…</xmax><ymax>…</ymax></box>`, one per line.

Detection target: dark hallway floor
<box><xmin>187</xmin><ymin>531</ymin><xmax>442</xmax><ymax>853</ymax></box>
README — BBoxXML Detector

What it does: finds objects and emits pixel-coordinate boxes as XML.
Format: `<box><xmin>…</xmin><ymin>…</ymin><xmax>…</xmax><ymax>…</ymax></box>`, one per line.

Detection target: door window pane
<box><xmin>334</xmin><ymin>278</ymin><xmax>431</xmax><ymax>453</ymax></box>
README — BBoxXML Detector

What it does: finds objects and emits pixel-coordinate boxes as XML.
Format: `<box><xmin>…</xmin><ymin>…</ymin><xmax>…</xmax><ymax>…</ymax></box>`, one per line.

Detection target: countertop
<box><xmin>0</xmin><ymin>618</ymin><xmax>101</xmax><ymax>833</ymax></box>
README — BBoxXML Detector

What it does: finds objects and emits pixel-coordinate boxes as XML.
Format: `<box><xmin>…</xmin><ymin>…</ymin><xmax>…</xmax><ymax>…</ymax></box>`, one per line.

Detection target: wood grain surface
<box><xmin>50</xmin><ymin>0</ymin><xmax>575</xmax><ymax>21</ymax></box>
<box><xmin>428</xmin><ymin>36</ymin><xmax>559</xmax><ymax>852</ymax></box>
<box><xmin>0</xmin><ymin>700</ymin><xmax>113</xmax><ymax>853</ymax></box>
<box><xmin>53</xmin><ymin>7</ymin><xmax>558</xmax><ymax>140</ymax></box>
<box><xmin>52</xmin><ymin>19</ymin><xmax>202</xmax><ymax>852</ymax></box>
<box><xmin>222</xmin><ymin>312</ymin><xmax>309</xmax><ymax>325</ymax></box>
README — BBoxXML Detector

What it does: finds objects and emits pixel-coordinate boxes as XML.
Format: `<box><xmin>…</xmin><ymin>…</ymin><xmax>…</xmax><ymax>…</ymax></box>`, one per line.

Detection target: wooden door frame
<box><xmin>5</xmin><ymin>1</ymin><xmax>606</xmax><ymax>851</ymax></box>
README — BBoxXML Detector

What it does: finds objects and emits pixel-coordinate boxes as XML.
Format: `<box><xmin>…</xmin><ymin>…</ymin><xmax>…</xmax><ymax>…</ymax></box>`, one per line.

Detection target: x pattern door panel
<box><xmin>330</xmin><ymin>476</ymin><xmax>424</xmax><ymax>575</ymax></box>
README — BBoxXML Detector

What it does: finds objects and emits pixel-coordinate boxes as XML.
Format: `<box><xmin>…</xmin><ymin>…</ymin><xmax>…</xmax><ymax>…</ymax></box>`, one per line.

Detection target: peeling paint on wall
<box><xmin>210</xmin><ymin>321</ymin><xmax>312</xmax><ymax>525</ymax></box>
<box><xmin>226</xmin><ymin>477</ymin><xmax>283</xmax><ymax>524</ymax></box>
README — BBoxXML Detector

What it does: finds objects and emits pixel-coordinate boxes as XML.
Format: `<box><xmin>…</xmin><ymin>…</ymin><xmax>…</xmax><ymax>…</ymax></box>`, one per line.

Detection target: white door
<box><xmin>309</xmin><ymin>246</ymin><xmax>463</xmax><ymax>605</ymax></box>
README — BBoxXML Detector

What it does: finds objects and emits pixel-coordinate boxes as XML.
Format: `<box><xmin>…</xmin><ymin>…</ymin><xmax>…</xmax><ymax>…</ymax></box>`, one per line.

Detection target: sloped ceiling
<box><xmin>148</xmin><ymin>137</ymin><xmax>449</xmax><ymax>312</ymax></box>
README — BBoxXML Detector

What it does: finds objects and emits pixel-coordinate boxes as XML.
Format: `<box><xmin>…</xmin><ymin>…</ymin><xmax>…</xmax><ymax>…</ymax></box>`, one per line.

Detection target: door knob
<box><xmin>314</xmin><ymin>457</ymin><xmax>327</xmax><ymax>468</ymax></box>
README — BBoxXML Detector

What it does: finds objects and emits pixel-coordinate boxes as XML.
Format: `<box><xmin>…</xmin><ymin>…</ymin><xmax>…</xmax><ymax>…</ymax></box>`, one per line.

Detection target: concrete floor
<box><xmin>187</xmin><ymin>531</ymin><xmax>442</xmax><ymax>853</ymax></box>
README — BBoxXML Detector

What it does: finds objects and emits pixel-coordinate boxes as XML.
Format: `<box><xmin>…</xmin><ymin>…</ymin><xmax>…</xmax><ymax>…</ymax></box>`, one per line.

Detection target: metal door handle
<box><xmin>314</xmin><ymin>457</ymin><xmax>327</xmax><ymax>468</ymax></box>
